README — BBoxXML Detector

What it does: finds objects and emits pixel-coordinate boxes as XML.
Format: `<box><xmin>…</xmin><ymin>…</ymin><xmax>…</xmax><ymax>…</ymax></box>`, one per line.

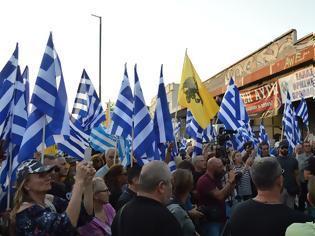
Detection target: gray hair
<box><xmin>250</xmin><ymin>157</ymin><xmax>282</xmax><ymax>190</ymax></box>
<box><xmin>139</xmin><ymin>161</ymin><xmax>171</xmax><ymax>193</ymax></box>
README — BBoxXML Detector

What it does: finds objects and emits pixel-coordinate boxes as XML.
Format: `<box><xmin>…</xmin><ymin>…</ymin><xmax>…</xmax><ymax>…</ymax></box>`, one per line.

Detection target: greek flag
<box><xmin>90</xmin><ymin>124</ymin><xmax>116</xmax><ymax>152</ymax></box>
<box><xmin>0</xmin><ymin>66</ymin><xmax>29</xmax><ymax>191</ymax></box>
<box><xmin>179</xmin><ymin>138</ymin><xmax>187</xmax><ymax>151</ymax></box>
<box><xmin>282</xmin><ymin>92</ymin><xmax>296</xmax><ymax>153</ymax></box>
<box><xmin>153</xmin><ymin>65</ymin><xmax>176</xmax><ymax>170</ymax></box>
<box><xmin>174</xmin><ymin>121</ymin><xmax>181</xmax><ymax>137</ymax></box>
<box><xmin>186</xmin><ymin>109</ymin><xmax>202</xmax><ymax>140</ymax></box>
<box><xmin>108</xmin><ymin>64</ymin><xmax>133</xmax><ymax>140</ymax></box>
<box><xmin>185</xmin><ymin>109</ymin><xmax>203</xmax><ymax>156</ymax></box>
<box><xmin>259</xmin><ymin>122</ymin><xmax>269</xmax><ymax>144</ymax></box>
<box><xmin>0</xmin><ymin>44</ymin><xmax>19</xmax><ymax>139</ymax></box>
<box><xmin>296</xmin><ymin>96</ymin><xmax>309</xmax><ymax>127</ymax></box>
<box><xmin>203</xmin><ymin>123</ymin><xmax>216</xmax><ymax>143</ymax></box>
<box><xmin>218</xmin><ymin>78</ymin><xmax>249</xmax><ymax>130</ymax></box>
<box><xmin>19</xmin><ymin>33</ymin><xmax>70</xmax><ymax>162</ymax></box>
<box><xmin>133</xmin><ymin>65</ymin><xmax>157</xmax><ymax>165</ymax></box>
<box><xmin>90</xmin><ymin>124</ymin><xmax>130</xmax><ymax>166</ymax></box>
<box><xmin>58</xmin><ymin>70</ymin><xmax>104</xmax><ymax>159</ymax></box>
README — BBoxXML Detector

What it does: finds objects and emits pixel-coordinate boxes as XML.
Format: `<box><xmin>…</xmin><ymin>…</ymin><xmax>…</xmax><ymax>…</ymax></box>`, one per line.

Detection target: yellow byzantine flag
<box><xmin>178</xmin><ymin>52</ymin><xmax>219</xmax><ymax>129</ymax></box>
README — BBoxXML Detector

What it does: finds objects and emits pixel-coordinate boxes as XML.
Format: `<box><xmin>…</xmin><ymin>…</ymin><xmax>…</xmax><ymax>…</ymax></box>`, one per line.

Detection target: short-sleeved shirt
<box><xmin>78</xmin><ymin>203</ymin><xmax>116</xmax><ymax>236</ymax></box>
<box><xmin>286</xmin><ymin>222</ymin><xmax>315</xmax><ymax>236</ymax></box>
<box><xmin>196</xmin><ymin>173</ymin><xmax>226</xmax><ymax>221</ymax></box>
<box><xmin>231</xmin><ymin>199</ymin><xmax>312</xmax><ymax>236</ymax></box>
<box><xmin>111</xmin><ymin>196</ymin><xmax>182</xmax><ymax>236</ymax></box>
<box><xmin>276</xmin><ymin>156</ymin><xmax>299</xmax><ymax>195</ymax></box>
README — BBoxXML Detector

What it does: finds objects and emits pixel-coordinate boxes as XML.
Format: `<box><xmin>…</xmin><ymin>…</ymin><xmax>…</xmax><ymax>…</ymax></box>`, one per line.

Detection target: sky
<box><xmin>0</xmin><ymin>0</ymin><xmax>314</xmax><ymax>109</ymax></box>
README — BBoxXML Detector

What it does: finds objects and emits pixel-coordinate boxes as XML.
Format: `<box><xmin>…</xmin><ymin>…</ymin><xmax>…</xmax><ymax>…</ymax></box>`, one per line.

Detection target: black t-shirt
<box><xmin>111</xmin><ymin>196</ymin><xmax>182</xmax><ymax>236</ymax></box>
<box><xmin>230</xmin><ymin>199</ymin><xmax>311</xmax><ymax>236</ymax></box>
<box><xmin>305</xmin><ymin>157</ymin><xmax>315</xmax><ymax>175</ymax></box>
<box><xmin>276</xmin><ymin>156</ymin><xmax>299</xmax><ymax>194</ymax></box>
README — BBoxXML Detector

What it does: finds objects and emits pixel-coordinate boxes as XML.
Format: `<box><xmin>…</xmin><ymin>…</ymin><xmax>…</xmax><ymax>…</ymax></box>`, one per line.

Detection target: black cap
<box><xmin>16</xmin><ymin>159</ymin><xmax>55</xmax><ymax>185</ymax></box>
<box><xmin>279</xmin><ymin>140</ymin><xmax>289</xmax><ymax>148</ymax></box>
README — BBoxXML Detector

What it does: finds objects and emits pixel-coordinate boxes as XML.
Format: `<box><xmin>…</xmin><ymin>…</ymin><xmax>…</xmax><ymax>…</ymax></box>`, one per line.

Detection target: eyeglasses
<box><xmin>97</xmin><ymin>188</ymin><xmax>109</xmax><ymax>193</ymax></box>
<box><xmin>280</xmin><ymin>146</ymin><xmax>288</xmax><ymax>150</ymax></box>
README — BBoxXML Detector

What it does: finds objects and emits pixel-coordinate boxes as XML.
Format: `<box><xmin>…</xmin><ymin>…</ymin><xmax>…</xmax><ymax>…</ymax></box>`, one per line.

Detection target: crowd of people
<box><xmin>1</xmin><ymin>137</ymin><xmax>315</xmax><ymax>235</ymax></box>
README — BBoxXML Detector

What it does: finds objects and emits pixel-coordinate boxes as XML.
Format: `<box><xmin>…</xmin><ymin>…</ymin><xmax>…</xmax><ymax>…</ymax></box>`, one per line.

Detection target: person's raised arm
<box><xmin>66</xmin><ymin>161</ymin><xmax>90</xmax><ymax>227</ymax></box>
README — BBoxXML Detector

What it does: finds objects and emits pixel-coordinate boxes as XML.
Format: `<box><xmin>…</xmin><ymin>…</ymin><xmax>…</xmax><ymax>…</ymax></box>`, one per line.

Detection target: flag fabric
<box><xmin>90</xmin><ymin>124</ymin><xmax>130</xmax><ymax>165</ymax></box>
<box><xmin>108</xmin><ymin>64</ymin><xmax>133</xmax><ymax>140</ymax></box>
<box><xmin>218</xmin><ymin>78</ymin><xmax>249</xmax><ymax>131</ymax></box>
<box><xmin>90</xmin><ymin>124</ymin><xmax>116</xmax><ymax>152</ymax></box>
<box><xmin>179</xmin><ymin>138</ymin><xmax>187</xmax><ymax>151</ymax></box>
<box><xmin>296</xmin><ymin>96</ymin><xmax>309</xmax><ymax>127</ymax></box>
<box><xmin>282</xmin><ymin>92</ymin><xmax>296</xmax><ymax>154</ymax></box>
<box><xmin>203</xmin><ymin>123</ymin><xmax>216</xmax><ymax>143</ymax></box>
<box><xmin>0</xmin><ymin>44</ymin><xmax>19</xmax><ymax>139</ymax></box>
<box><xmin>19</xmin><ymin>33</ymin><xmax>70</xmax><ymax>162</ymax></box>
<box><xmin>259</xmin><ymin>122</ymin><xmax>269</xmax><ymax>144</ymax></box>
<box><xmin>0</xmin><ymin>66</ymin><xmax>29</xmax><ymax>191</ymax></box>
<box><xmin>178</xmin><ymin>52</ymin><xmax>219</xmax><ymax>129</ymax></box>
<box><xmin>174</xmin><ymin>121</ymin><xmax>181</xmax><ymax>137</ymax></box>
<box><xmin>185</xmin><ymin>109</ymin><xmax>193</xmax><ymax>137</ymax></box>
<box><xmin>153</xmin><ymin>65</ymin><xmax>177</xmax><ymax>169</ymax></box>
<box><xmin>133</xmin><ymin>65</ymin><xmax>157</xmax><ymax>165</ymax></box>
<box><xmin>58</xmin><ymin>69</ymin><xmax>105</xmax><ymax>159</ymax></box>
<box><xmin>185</xmin><ymin>110</ymin><xmax>203</xmax><ymax>157</ymax></box>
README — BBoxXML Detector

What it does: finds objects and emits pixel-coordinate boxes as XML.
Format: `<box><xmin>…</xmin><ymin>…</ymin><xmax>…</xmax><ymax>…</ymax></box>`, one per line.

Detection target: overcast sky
<box><xmin>0</xmin><ymin>0</ymin><xmax>314</xmax><ymax>109</ymax></box>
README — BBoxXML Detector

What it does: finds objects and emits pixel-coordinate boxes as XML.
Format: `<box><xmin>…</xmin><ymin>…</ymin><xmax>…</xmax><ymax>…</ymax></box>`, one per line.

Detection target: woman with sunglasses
<box><xmin>11</xmin><ymin>159</ymin><xmax>95</xmax><ymax>235</ymax></box>
<box><xmin>78</xmin><ymin>177</ymin><xmax>116</xmax><ymax>236</ymax></box>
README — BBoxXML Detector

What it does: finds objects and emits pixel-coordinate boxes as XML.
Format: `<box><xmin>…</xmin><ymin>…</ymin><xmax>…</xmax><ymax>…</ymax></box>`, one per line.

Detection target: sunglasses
<box><xmin>280</xmin><ymin>146</ymin><xmax>288</xmax><ymax>150</ymax></box>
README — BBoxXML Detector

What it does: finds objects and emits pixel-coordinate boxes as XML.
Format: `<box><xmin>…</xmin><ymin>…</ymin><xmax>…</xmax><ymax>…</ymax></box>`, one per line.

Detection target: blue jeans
<box><xmin>201</xmin><ymin>222</ymin><xmax>223</xmax><ymax>236</ymax></box>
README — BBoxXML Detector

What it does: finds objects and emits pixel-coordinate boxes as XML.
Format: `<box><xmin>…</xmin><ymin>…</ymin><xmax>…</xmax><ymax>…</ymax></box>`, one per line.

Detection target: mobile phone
<box><xmin>84</xmin><ymin>147</ymin><xmax>92</xmax><ymax>162</ymax></box>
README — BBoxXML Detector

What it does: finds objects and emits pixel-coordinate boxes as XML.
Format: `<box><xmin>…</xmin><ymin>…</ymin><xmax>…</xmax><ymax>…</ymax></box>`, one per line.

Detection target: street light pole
<box><xmin>91</xmin><ymin>14</ymin><xmax>102</xmax><ymax>101</ymax></box>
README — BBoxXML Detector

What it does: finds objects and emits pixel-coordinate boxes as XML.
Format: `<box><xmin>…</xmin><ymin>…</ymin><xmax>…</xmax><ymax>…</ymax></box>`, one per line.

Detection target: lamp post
<box><xmin>91</xmin><ymin>14</ymin><xmax>102</xmax><ymax>101</ymax></box>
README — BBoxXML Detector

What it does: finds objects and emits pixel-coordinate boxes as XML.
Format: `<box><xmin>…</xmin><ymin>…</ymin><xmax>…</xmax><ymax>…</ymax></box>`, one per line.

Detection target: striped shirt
<box><xmin>234</xmin><ymin>165</ymin><xmax>252</xmax><ymax>197</ymax></box>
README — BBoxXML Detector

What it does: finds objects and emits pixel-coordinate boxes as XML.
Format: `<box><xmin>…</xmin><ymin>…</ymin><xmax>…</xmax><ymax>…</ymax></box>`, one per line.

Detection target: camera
<box><xmin>235</xmin><ymin>171</ymin><xmax>243</xmax><ymax>181</ymax></box>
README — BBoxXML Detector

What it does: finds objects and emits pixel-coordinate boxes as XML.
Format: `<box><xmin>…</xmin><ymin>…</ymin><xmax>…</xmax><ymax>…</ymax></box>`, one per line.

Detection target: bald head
<box><xmin>207</xmin><ymin>157</ymin><xmax>225</xmax><ymax>179</ymax></box>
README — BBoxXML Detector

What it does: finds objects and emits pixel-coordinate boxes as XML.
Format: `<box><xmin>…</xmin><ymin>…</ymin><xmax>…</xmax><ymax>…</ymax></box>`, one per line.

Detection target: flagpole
<box><xmin>131</xmin><ymin>124</ymin><xmax>134</xmax><ymax>167</ymax></box>
<box><xmin>91</xmin><ymin>14</ymin><xmax>102</xmax><ymax>102</ymax></box>
<box><xmin>113</xmin><ymin>138</ymin><xmax>117</xmax><ymax>165</ymax></box>
<box><xmin>41</xmin><ymin>118</ymin><xmax>46</xmax><ymax>164</ymax></box>
<box><xmin>6</xmin><ymin>142</ymin><xmax>13</xmax><ymax>210</ymax></box>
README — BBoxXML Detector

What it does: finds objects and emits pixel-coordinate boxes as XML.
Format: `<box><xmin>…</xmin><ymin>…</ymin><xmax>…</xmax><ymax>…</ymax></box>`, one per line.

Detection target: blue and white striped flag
<box><xmin>0</xmin><ymin>66</ymin><xmax>29</xmax><ymax>191</ymax></box>
<box><xmin>218</xmin><ymin>78</ymin><xmax>249</xmax><ymax>130</ymax></box>
<box><xmin>133</xmin><ymin>65</ymin><xmax>157</xmax><ymax>165</ymax></box>
<box><xmin>203</xmin><ymin>123</ymin><xmax>216</xmax><ymax>143</ymax></box>
<box><xmin>296</xmin><ymin>96</ymin><xmax>309</xmax><ymax>128</ymax></box>
<box><xmin>282</xmin><ymin>92</ymin><xmax>296</xmax><ymax>154</ymax></box>
<box><xmin>0</xmin><ymin>44</ymin><xmax>19</xmax><ymax>139</ymax></box>
<box><xmin>153</xmin><ymin>65</ymin><xmax>176</xmax><ymax>170</ymax></box>
<box><xmin>58</xmin><ymin>70</ymin><xmax>105</xmax><ymax>159</ymax></box>
<box><xmin>108</xmin><ymin>64</ymin><xmax>133</xmax><ymax>140</ymax></box>
<box><xmin>185</xmin><ymin>109</ymin><xmax>203</xmax><ymax>157</ymax></box>
<box><xmin>174</xmin><ymin>121</ymin><xmax>181</xmax><ymax>137</ymax></box>
<box><xmin>90</xmin><ymin>124</ymin><xmax>130</xmax><ymax>166</ymax></box>
<box><xmin>90</xmin><ymin>124</ymin><xmax>116</xmax><ymax>152</ymax></box>
<box><xmin>19</xmin><ymin>33</ymin><xmax>70</xmax><ymax>162</ymax></box>
<box><xmin>259</xmin><ymin>122</ymin><xmax>269</xmax><ymax>144</ymax></box>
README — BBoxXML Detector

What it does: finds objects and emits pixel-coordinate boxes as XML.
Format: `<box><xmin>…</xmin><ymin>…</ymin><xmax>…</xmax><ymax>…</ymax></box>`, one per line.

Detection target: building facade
<box><xmin>203</xmin><ymin>29</ymin><xmax>314</xmax><ymax>142</ymax></box>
